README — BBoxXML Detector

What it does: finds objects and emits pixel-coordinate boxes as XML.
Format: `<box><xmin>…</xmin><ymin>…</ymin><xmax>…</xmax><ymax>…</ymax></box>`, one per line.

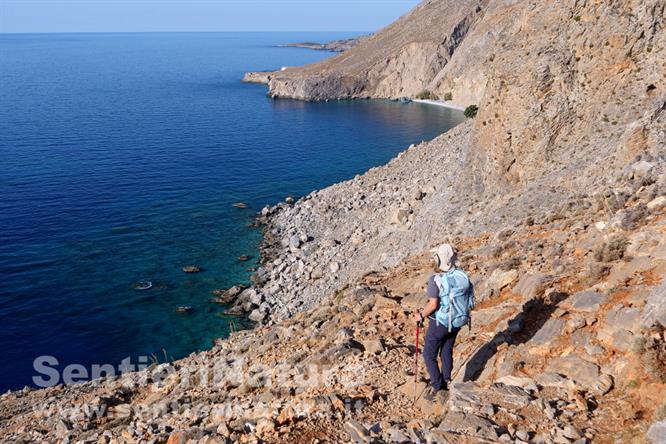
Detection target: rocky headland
<box><xmin>277</xmin><ymin>36</ymin><xmax>367</xmax><ymax>53</ymax></box>
<box><xmin>2</xmin><ymin>0</ymin><xmax>665</xmax><ymax>443</ymax></box>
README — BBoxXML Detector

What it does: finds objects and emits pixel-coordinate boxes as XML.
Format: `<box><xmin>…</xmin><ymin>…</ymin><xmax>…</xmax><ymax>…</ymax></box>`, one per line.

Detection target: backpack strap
<box><xmin>445</xmin><ymin>274</ymin><xmax>455</xmax><ymax>332</ymax></box>
<box><xmin>433</xmin><ymin>274</ymin><xmax>445</xmax><ymax>327</ymax></box>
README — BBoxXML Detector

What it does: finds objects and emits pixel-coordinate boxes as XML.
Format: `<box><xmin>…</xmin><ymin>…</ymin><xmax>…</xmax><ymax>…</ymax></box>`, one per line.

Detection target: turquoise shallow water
<box><xmin>0</xmin><ymin>32</ymin><xmax>464</xmax><ymax>391</ymax></box>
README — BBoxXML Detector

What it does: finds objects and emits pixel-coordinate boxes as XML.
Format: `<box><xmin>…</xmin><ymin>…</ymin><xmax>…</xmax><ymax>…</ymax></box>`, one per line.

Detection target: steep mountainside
<box><xmin>239</xmin><ymin>0</ymin><xmax>665</xmax><ymax>326</ymax></box>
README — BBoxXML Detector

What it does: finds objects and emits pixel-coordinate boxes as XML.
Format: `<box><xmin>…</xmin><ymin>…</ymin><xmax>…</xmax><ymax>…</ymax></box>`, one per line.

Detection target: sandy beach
<box><xmin>411</xmin><ymin>98</ymin><xmax>466</xmax><ymax>111</ymax></box>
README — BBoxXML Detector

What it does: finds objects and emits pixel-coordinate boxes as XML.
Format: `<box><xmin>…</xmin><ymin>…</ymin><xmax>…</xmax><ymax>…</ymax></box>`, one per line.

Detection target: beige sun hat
<box><xmin>431</xmin><ymin>243</ymin><xmax>455</xmax><ymax>272</ymax></box>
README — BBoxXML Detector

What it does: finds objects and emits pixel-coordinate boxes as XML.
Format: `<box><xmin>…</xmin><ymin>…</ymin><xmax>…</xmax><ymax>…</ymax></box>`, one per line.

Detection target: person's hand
<box><xmin>413</xmin><ymin>311</ymin><xmax>423</xmax><ymax>323</ymax></box>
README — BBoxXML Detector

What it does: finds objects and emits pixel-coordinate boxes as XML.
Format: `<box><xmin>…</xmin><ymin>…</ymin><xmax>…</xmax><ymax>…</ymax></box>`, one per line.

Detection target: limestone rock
<box><xmin>530</xmin><ymin>318</ymin><xmax>565</xmax><ymax>345</ymax></box>
<box><xmin>361</xmin><ymin>339</ymin><xmax>385</xmax><ymax>355</ymax></box>
<box><xmin>547</xmin><ymin>355</ymin><xmax>614</xmax><ymax>395</ymax></box>
<box><xmin>344</xmin><ymin>419</ymin><xmax>370</xmax><ymax>443</ymax></box>
<box><xmin>513</xmin><ymin>273</ymin><xmax>551</xmax><ymax>299</ymax></box>
<box><xmin>437</xmin><ymin>411</ymin><xmax>499</xmax><ymax>441</ymax></box>
<box><xmin>647</xmin><ymin>196</ymin><xmax>666</xmax><ymax>212</ymax></box>
<box><xmin>568</xmin><ymin>291</ymin><xmax>608</xmax><ymax>313</ymax></box>
<box><xmin>487</xmin><ymin>269</ymin><xmax>518</xmax><ymax>293</ymax></box>
<box><xmin>647</xmin><ymin>420</ymin><xmax>666</xmax><ymax>444</ymax></box>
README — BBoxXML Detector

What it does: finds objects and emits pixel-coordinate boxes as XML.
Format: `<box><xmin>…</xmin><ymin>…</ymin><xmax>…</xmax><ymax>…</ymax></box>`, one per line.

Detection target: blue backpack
<box><xmin>434</xmin><ymin>269</ymin><xmax>474</xmax><ymax>331</ymax></box>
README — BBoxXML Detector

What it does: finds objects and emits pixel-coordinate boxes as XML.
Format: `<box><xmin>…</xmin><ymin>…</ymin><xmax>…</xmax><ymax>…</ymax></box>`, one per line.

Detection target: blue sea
<box><xmin>0</xmin><ymin>32</ymin><xmax>463</xmax><ymax>392</ymax></box>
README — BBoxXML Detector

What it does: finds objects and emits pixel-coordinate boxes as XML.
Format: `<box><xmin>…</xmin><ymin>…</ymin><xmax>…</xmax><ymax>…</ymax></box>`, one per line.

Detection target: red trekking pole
<box><xmin>413</xmin><ymin>320</ymin><xmax>423</xmax><ymax>403</ymax></box>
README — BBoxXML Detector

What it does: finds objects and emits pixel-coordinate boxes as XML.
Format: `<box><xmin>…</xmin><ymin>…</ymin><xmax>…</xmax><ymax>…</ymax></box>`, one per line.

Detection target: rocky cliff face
<box><xmin>2</xmin><ymin>0</ymin><xmax>665</xmax><ymax>443</ymax></box>
<box><xmin>239</xmin><ymin>0</ymin><xmax>665</xmax><ymax>326</ymax></box>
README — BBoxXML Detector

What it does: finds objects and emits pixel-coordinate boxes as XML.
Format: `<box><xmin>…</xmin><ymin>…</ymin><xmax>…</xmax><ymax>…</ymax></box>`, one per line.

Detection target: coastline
<box><xmin>411</xmin><ymin>99</ymin><xmax>466</xmax><ymax>111</ymax></box>
<box><xmin>3</xmin><ymin>0</ymin><xmax>666</xmax><ymax>440</ymax></box>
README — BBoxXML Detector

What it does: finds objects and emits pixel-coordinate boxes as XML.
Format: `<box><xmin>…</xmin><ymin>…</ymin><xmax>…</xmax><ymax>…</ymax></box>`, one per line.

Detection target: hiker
<box><xmin>413</xmin><ymin>243</ymin><xmax>474</xmax><ymax>400</ymax></box>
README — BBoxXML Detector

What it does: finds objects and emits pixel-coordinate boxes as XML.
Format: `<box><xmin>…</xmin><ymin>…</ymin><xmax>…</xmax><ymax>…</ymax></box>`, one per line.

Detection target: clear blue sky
<box><xmin>0</xmin><ymin>0</ymin><xmax>421</xmax><ymax>33</ymax></box>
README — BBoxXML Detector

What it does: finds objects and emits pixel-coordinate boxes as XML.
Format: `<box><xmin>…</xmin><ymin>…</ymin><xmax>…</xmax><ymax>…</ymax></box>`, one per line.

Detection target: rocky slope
<box><xmin>1</xmin><ymin>174</ymin><xmax>665</xmax><ymax>443</ymax></box>
<box><xmin>238</xmin><ymin>0</ymin><xmax>665</xmax><ymax>325</ymax></box>
<box><xmin>2</xmin><ymin>0</ymin><xmax>665</xmax><ymax>443</ymax></box>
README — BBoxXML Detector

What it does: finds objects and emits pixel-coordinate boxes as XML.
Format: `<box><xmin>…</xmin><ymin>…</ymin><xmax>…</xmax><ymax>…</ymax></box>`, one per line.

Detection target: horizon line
<box><xmin>0</xmin><ymin>30</ymin><xmax>371</xmax><ymax>35</ymax></box>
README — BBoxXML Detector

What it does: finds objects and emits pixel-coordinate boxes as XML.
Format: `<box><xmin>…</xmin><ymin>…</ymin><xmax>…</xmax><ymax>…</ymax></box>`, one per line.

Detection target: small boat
<box><xmin>233</xmin><ymin>202</ymin><xmax>249</xmax><ymax>209</ymax></box>
<box><xmin>134</xmin><ymin>281</ymin><xmax>153</xmax><ymax>291</ymax></box>
<box><xmin>176</xmin><ymin>306</ymin><xmax>193</xmax><ymax>314</ymax></box>
<box><xmin>399</xmin><ymin>97</ymin><xmax>412</xmax><ymax>103</ymax></box>
<box><xmin>238</xmin><ymin>255</ymin><xmax>251</xmax><ymax>262</ymax></box>
<box><xmin>182</xmin><ymin>265</ymin><xmax>202</xmax><ymax>273</ymax></box>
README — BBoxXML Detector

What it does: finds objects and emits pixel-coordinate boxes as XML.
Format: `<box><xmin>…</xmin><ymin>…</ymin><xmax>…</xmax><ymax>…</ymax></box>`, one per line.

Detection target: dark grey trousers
<box><xmin>423</xmin><ymin>320</ymin><xmax>460</xmax><ymax>390</ymax></box>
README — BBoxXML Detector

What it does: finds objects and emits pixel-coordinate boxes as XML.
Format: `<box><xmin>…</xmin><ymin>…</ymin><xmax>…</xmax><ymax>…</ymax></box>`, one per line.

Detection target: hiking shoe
<box><xmin>435</xmin><ymin>389</ymin><xmax>450</xmax><ymax>404</ymax></box>
<box><xmin>422</xmin><ymin>386</ymin><xmax>439</xmax><ymax>402</ymax></box>
<box><xmin>422</xmin><ymin>386</ymin><xmax>448</xmax><ymax>403</ymax></box>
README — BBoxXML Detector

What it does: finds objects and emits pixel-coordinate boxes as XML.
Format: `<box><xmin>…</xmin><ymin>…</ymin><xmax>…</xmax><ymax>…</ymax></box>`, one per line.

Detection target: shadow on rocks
<box><xmin>463</xmin><ymin>291</ymin><xmax>569</xmax><ymax>381</ymax></box>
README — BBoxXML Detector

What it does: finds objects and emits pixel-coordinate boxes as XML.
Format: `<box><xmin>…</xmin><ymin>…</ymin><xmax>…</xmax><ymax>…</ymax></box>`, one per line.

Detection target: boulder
<box><xmin>494</xmin><ymin>375</ymin><xmax>538</xmax><ymax>394</ymax></box>
<box><xmin>248</xmin><ymin>308</ymin><xmax>266</xmax><ymax>323</ymax></box>
<box><xmin>530</xmin><ymin>318</ymin><xmax>565</xmax><ymax>345</ymax></box>
<box><xmin>647</xmin><ymin>195</ymin><xmax>666</xmax><ymax>212</ymax></box>
<box><xmin>374</xmin><ymin>295</ymin><xmax>399</xmax><ymax>309</ymax></box>
<box><xmin>642</xmin><ymin>281</ymin><xmax>666</xmax><ymax>328</ymax></box>
<box><xmin>447</xmin><ymin>382</ymin><xmax>483</xmax><ymax>413</ymax></box>
<box><xmin>547</xmin><ymin>355</ymin><xmax>613</xmax><ymax>394</ymax></box>
<box><xmin>513</xmin><ymin>273</ymin><xmax>551</xmax><ymax>299</ymax></box>
<box><xmin>211</xmin><ymin>285</ymin><xmax>246</xmax><ymax>304</ymax></box>
<box><xmin>631</xmin><ymin>160</ymin><xmax>654</xmax><ymax>179</ymax></box>
<box><xmin>288</xmin><ymin>235</ymin><xmax>301</xmax><ymax>249</ymax></box>
<box><xmin>166</xmin><ymin>431</ymin><xmax>189</xmax><ymax>444</ymax></box>
<box><xmin>597</xmin><ymin>305</ymin><xmax>642</xmax><ymax>343</ymax></box>
<box><xmin>361</xmin><ymin>339</ymin><xmax>385</xmax><ymax>355</ymax></box>
<box><xmin>437</xmin><ymin>411</ymin><xmax>499</xmax><ymax>441</ymax></box>
<box><xmin>385</xmin><ymin>426</ymin><xmax>410</xmax><ymax>443</ymax></box>
<box><xmin>534</xmin><ymin>372</ymin><xmax>575</xmax><ymax>390</ymax></box>
<box><xmin>401</xmin><ymin>293</ymin><xmax>425</xmax><ymax>309</ymax></box>
<box><xmin>568</xmin><ymin>290</ymin><xmax>608</xmax><ymax>312</ymax></box>
<box><xmin>488</xmin><ymin>383</ymin><xmax>532</xmax><ymax>409</ymax></box>
<box><xmin>391</xmin><ymin>208</ymin><xmax>410</xmax><ymax>225</ymax></box>
<box><xmin>563</xmin><ymin>425</ymin><xmax>583</xmax><ymax>440</ymax></box>
<box><xmin>647</xmin><ymin>420</ymin><xmax>666</xmax><ymax>444</ymax></box>
<box><xmin>344</xmin><ymin>419</ymin><xmax>370</xmax><ymax>443</ymax></box>
<box><xmin>242</xmin><ymin>288</ymin><xmax>263</xmax><ymax>306</ymax></box>
<box><xmin>335</xmin><ymin>327</ymin><xmax>354</xmax><ymax>344</ymax></box>
<box><xmin>487</xmin><ymin>269</ymin><xmax>518</xmax><ymax>292</ymax></box>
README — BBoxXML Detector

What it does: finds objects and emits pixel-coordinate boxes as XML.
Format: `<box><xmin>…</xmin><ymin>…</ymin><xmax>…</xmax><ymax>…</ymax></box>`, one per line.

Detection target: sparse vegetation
<box><xmin>415</xmin><ymin>90</ymin><xmax>439</xmax><ymax>100</ymax></box>
<box><xmin>464</xmin><ymin>104</ymin><xmax>479</xmax><ymax>118</ymax></box>
<box><xmin>573</xmin><ymin>15</ymin><xmax>581</xmax><ymax>22</ymax></box>
<box><xmin>443</xmin><ymin>92</ymin><xmax>453</xmax><ymax>101</ymax></box>
<box><xmin>586</xmin><ymin>262</ymin><xmax>610</xmax><ymax>286</ymax></box>
<box><xmin>593</xmin><ymin>235</ymin><xmax>628</xmax><ymax>262</ymax></box>
<box><xmin>632</xmin><ymin>336</ymin><xmax>647</xmax><ymax>354</ymax></box>
<box><xmin>642</xmin><ymin>325</ymin><xmax>666</xmax><ymax>383</ymax></box>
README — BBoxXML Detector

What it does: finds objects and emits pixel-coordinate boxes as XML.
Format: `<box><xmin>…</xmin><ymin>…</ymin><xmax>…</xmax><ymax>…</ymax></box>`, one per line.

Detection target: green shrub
<box><xmin>573</xmin><ymin>15</ymin><xmax>581</xmax><ymax>22</ymax></box>
<box><xmin>464</xmin><ymin>104</ymin><xmax>479</xmax><ymax>118</ymax></box>
<box><xmin>443</xmin><ymin>92</ymin><xmax>453</xmax><ymax>101</ymax></box>
<box><xmin>415</xmin><ymin>90</ymin><xmax>439</xmax><ymax>100</ymax></box>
